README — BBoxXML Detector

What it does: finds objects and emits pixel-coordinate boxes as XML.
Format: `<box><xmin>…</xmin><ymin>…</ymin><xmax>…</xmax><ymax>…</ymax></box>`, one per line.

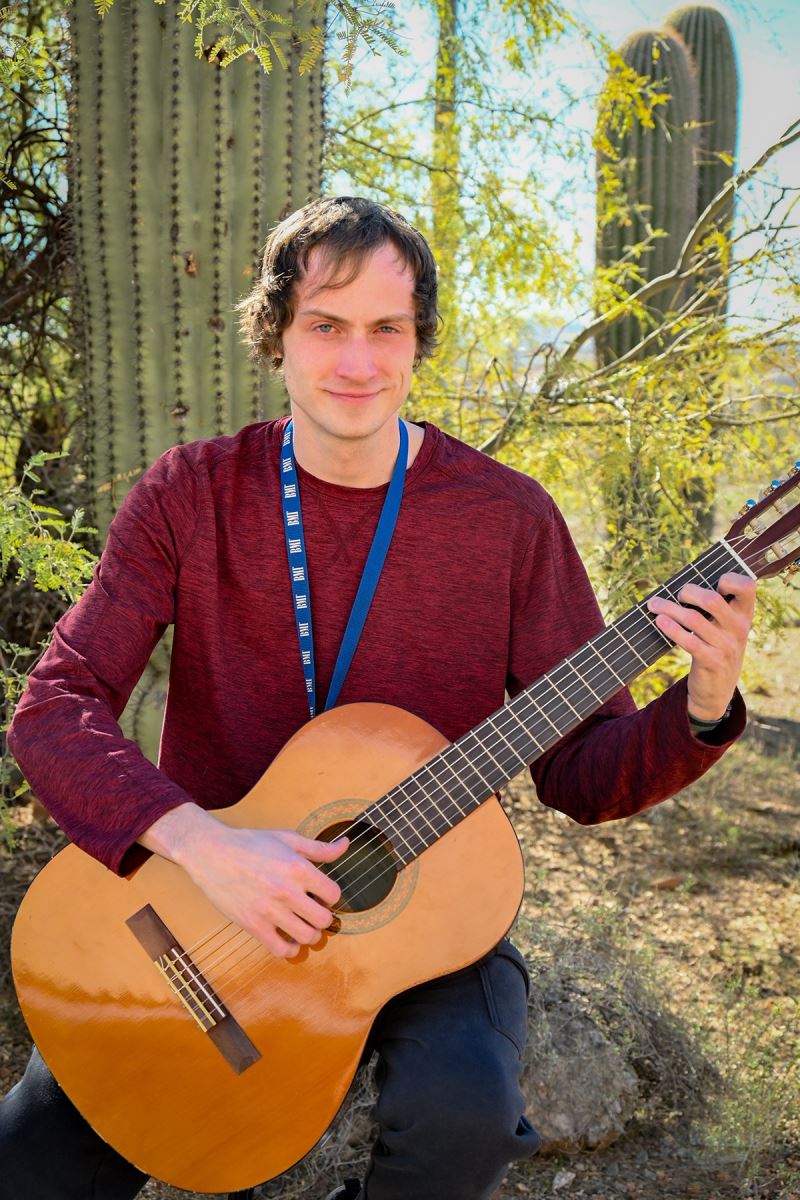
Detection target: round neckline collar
<box><xmin>276</xmin><ymin>415</ymin><xmax>438</xmax><ymax>499</ymax></box>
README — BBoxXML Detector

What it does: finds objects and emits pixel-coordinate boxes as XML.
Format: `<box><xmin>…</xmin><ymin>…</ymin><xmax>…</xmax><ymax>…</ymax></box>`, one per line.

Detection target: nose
<box><xmin>334</xmin><ymin>334</ymin><xmax>379</xmax><ymax>382</ymax></box>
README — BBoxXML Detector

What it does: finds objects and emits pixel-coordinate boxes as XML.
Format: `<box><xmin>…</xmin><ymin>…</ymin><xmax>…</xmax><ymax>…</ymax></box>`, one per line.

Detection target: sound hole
<box><xmin>320</xmin><ymin>819</ymin><xmax>398</xmax><ymax>913</ymax></box>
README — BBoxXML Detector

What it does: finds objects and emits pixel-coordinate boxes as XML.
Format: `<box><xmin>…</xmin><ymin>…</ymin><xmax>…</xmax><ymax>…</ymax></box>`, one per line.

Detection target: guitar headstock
<box><xmin>725</xmin><ymin>460</ymin><xmax>800</xmax><ymax>580</ymax></box>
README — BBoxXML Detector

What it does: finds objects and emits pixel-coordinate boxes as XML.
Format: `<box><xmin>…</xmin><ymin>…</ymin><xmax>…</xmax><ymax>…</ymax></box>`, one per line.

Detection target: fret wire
<box><xmin>436</xmin><ymin>738</ymin><xmax>497</xmax><ymax>797</ymax></box>
<box><xmin>390</xmin><ymin>780</ymin><xmax>444</xmax><ymax>840</ymax></box>
<box><xmin>414</xmin><ymin>746</ymin><xmax>485</xmax><ymax>820</ymax></box>
<box><xmin>431</xmin><ymin>736</ymin><xmax>508</xmax><ymax>819</ymax></box>
<box><xmin>365</xmin><ymin>540</ymin><xmax>743</xmax><ymax>862</ymax></box>
<box><xmin>515</xmin><ymin>681</ymin><xmax>568</xmax><ymax>736</ymax></box>
<box><xmin>370</xmin><ymin>796</ymin><xmax>424</xmax><ymax>859</ymax></box>
<box><xmin>371</xmin><ymin>748</ymin><xmax>479</xmax><ymax>854</ymax></box>
<box><xmin>503</xmin><ymin>704</ymin><xmax>546</xmax><ymax>755</ymax></box>
<box><xmin>611</xmin><ymin>620</ymin><xmax>650</xmax><ymax>665</ymax></box>
<box><xmin>451</xmin><ymin>728</ymin><xmax>507</xmax><ymax>794</ymax></box>
<box><xmin>377</xmin><ymin>742</ymin><xmax>491</xmax><ymax>846</ymax></box>
<box><xmin>549</xmin><ymin>654</ymin><xmax>611</xmax><ymax>714</ymax></box>
<box><xmin>390</xmin><ymin>752</ymin><xmax>474</xmax><ymax>825</ymax></box>
<box><xmin>412</xmin><ymin>744</ymin><xmax>489</xmax><ymax>830</ymax></box>
<box><xmin>542</xmin><ymin>663</ymin><xmax>584</xmax><ymax>719</ymax></box>
<box><xmin>561</xmin><ymin>656</ymin><xmax>603</xmax><ymax>703</ymax></box>
<box><xmin>415</xmin><ymin>753</ymin><xmax>477</xmax><ymax>826</ymax></box>
<box><xmin>581</xmin><ymin>637</ymin><xmax>625</xmax><ymax>685</ymax></box>
<box><xmin>464</xmin><ymin>723</ymin><xmax>516</xmax><ymax>775</ymax></box>
<box><xmin>486</xmin><ymin>712</ymin><xmax>534</xmax><ymax>767</ymax></box>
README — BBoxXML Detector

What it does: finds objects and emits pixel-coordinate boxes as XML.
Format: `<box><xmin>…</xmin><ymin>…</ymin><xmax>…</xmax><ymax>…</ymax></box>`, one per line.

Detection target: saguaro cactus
<box><xmin>595</xmin><ymin>29</ymin><xmax>699</xmax><ymax>365</ymax></box>
<box><xmin>68</xmin><ymin>0</ymin><xmax>324</xmax><ymax>533</ymax></box>
<box><xmin>664</xmin><ymin>5</ymin><xmax>739</xmax><ymax>314</ymax></box>
<box><xmin>67</xmin><ymin>0</ymin><xmax>324</xmax><ymax>759</ymax></box>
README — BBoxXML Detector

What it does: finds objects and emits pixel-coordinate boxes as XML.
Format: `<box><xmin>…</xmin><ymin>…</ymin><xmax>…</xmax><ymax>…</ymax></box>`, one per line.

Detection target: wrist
<box><xmin>138</xmin><ymin>802</ymin><xmax>224</xmax><ymax>868</ymax></box>
<box><xmin>688</xmin><ymin>701</ymin><xmax>733</xmax><ymax>731</ymax></box>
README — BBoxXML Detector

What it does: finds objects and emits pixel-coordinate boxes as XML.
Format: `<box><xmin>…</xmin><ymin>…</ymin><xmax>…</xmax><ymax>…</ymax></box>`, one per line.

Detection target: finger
<box><xmin>294</xmin><ymin>890</ymin><xmax>340</xmax><ymax>930</ymax></box>
<box><xmin>674</xmin><ymin>583</ymin><xmax>729</xmax><ymax>619</ymax></box>
<box><xmin>717</xmin><ymin>572</ymin><xmax>757</xmax><ymax>619</ymax></box>
<box><xmin>272</xmin><ymin>910</ymin><xmax>325</xmax><ymax>948</ymax></box>
<box><xmin>675</xmin><ymin>577</ymin><xmax>755</xmax><ymax>626</ymax></box>
<box><xmin>648</xmin><ymin>599</ymin><xmax>725</xmax><ymax>648</ymax></box>
<box><xmin>651</xmin><ymin>613</ymin><xmax>723</xmax><ymax>663</ymax></box>
<box><xmin>256</xmin><ymin>926</ymin><xmax>300</xmax><ymax>958</ymax></box>
<box><xmin>304</xmin><ymin>864</ymin><xmax>343</xmax><ymax>909</ymax></box>
<box><xmin>287</xmin><ymin>832</ymin><xmax>350</xmax><ymax>861</ymax></box>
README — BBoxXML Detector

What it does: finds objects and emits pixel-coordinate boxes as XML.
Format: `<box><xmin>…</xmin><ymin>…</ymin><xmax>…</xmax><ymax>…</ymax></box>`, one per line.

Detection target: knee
<box><xmin>381</xmin><ymin>1043</ymin><xmax>523</xmax><ymax>1154</ymax></box>
<box><xmin>425</xmin><ymin>1050</ymin><xmax>522</xmax><ymax>1146</ymax></box>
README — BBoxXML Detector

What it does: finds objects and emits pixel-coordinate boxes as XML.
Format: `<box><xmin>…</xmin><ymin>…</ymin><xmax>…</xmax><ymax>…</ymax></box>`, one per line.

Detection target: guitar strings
<box><xmin>259</xmin><ymin>538</ymin><xmax>752</xmax><ymax>907</ymax></box>
<box><xmin>199</xmin><ymin>537</ymin><xmax>752</xmax><ymax>990</ymax></box>
<box><xmin>199</xmin><ymin>538</ymin><xmax>758</xmax><ymax>994</ymax></box>
<box><xmin>213</xmin><ymin>558</ymin><xmax>755</xmax><ymax>1001</ymax></box>
<box><xmin>198</xmin><ymin>537</ymin><xmax>754</xmax><ymax>981</ymax></box>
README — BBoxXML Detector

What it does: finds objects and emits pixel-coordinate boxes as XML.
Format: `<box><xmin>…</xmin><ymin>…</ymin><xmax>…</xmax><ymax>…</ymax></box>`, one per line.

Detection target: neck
<box><xmin>289</xmin><ymin>415</ymin><xmax>424</xmax><ymax>487</ymax></box>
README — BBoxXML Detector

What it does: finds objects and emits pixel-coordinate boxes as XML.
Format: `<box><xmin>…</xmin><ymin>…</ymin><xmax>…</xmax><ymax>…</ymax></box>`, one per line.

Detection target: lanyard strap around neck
<box><xmin>281</xmin><ymin>418</ymin><xmax>409</xmax><ymax>719</ymax></box>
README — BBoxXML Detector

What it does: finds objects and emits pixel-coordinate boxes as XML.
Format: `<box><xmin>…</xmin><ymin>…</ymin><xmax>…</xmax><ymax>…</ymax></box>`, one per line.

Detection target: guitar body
<box><xmin>12</xmin><ymin>702</ymin><xmax>525</xmax><ymax>1194</ymax></box>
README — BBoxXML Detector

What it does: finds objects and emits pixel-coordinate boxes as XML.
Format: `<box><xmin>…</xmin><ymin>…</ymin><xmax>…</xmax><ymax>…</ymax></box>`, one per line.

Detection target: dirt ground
<box><xmin>2</xmin><ymin>626</ymin><xmax>798</xmax><ymax>1200</ymax></box>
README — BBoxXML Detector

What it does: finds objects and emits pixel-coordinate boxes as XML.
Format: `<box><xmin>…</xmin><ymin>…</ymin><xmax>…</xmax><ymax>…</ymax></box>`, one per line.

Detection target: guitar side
<box><xmin>12</xmin><ymin>703</ymin><xmax>525</xmax><ymax>1194</ymax></box>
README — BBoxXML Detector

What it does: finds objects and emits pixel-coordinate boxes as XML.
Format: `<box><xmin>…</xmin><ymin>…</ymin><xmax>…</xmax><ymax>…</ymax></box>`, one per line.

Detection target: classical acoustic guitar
<box><xmin>11</xmin><ymin>464</ymin><xmax>800</xmax><ymax>1193</ymax></box>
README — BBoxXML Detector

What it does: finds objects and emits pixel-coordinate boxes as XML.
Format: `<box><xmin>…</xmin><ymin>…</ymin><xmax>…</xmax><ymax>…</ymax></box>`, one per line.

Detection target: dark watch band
<box><xmin>689</xmin><ymin>702</ymin><xmax>733</xmax><ymax>732</ymax></box>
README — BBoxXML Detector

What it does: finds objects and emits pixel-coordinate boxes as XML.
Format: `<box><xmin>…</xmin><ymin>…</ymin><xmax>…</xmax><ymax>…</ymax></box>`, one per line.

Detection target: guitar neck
<box><xmin>365</xmin><ymin>538</ymin><xmax>747</xmax><ymax>865</ymax></box>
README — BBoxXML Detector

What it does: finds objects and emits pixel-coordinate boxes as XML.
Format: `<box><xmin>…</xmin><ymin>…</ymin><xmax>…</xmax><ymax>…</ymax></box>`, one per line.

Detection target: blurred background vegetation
<box><xmin>2</xmin><ymin>3</ymin><xmax>796</xmax><ymax>788</ymax></box>
<box><xmin>0</xmin><ymin>4</ymin><xmax>798</xmax><ymax>1195</ymax></box>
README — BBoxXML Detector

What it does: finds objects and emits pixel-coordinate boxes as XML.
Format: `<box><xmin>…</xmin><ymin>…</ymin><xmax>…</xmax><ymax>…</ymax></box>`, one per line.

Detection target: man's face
<box><xmin>280</xmin><ymin>241</ymin><xmax>418</xmax><ymax>446</ymax></box>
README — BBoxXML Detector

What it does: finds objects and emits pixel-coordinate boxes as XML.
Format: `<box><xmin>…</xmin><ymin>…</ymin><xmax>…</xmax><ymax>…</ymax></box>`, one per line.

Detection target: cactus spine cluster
<box><xmin>68</xmin><ymin>0</ymin><xmax>324</xmax><ymax>535</ymax></box>
<box><xmin>595</xmin><ymin>30</ymin><xmax>699</xmax><ymax>365</ymax></box>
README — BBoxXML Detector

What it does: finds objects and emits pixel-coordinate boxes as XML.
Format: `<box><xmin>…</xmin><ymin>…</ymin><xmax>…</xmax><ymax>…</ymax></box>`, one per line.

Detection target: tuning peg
<box><xmin>790</xmin><ymin>461</ymin><xmax>800</xmax><ymax>477</ymax></box>
<box><xmin>738</xmin><ymin>498</ymin><xmax>757</xmax><ymax>516</ymax></box>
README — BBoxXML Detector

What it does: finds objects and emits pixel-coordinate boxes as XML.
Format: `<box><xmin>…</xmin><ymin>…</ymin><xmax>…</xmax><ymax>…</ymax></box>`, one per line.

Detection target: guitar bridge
<box><xmin>126</xmin><ymin>904</ymin><xmax>262</xmax><ymax>1075</ymax></box>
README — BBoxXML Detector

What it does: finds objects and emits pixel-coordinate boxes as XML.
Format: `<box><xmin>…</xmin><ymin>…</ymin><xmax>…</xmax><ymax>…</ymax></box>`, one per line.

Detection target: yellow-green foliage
<box><xmin>0</xmin><ymin>453</ymin><xmax>96</xmax><ymax>602</ymax></box>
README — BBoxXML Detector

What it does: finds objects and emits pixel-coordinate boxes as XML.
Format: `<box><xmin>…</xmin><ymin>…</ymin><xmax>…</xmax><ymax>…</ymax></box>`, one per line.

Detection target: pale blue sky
<box><xmin>329</xmin><ymin>0</ymin><xmax>799</xmax><ymax>329</ymax></box>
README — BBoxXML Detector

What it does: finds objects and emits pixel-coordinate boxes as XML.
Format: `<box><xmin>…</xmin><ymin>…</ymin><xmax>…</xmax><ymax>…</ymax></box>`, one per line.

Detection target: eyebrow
<box><xmin>298</xmin><ymin>308</ymin><xmax>415</xmax><ymax>326</ymax></box>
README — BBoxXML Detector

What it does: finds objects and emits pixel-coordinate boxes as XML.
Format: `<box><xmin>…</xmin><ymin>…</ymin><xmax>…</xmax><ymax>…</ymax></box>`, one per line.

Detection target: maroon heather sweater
<box><xmin>8</xmin><ymin>419</ymin><xmax>745</xmax><ymax>874</ymax></box>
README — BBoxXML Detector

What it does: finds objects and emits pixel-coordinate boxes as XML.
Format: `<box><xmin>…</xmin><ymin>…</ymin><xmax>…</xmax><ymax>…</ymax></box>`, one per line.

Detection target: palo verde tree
<box><xmin>325</xmin><ymin>2</ymin><xmax>799</xmax><ymax>649</ymax></box>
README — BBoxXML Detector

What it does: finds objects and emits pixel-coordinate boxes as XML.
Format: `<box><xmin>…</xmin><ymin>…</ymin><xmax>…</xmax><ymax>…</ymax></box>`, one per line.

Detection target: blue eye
<box><xmin>315</xmin><ymin>323</ymin><xmax>334</xmax><ymax>333</ymax></box>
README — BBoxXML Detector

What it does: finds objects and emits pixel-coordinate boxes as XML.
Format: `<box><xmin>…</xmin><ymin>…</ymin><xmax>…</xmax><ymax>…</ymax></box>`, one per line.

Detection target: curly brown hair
<box><xmin>236</xmin><ymin>196</ymin><xmax>440</xmax><ymax>371</ymax></box>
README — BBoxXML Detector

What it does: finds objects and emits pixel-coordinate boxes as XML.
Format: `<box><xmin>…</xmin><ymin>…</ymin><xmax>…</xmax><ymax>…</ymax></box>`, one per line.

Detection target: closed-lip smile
<box><xmin>326</xmin><ymin>389</ymin><xmax>380</xmax><ymax>400</ymax></box>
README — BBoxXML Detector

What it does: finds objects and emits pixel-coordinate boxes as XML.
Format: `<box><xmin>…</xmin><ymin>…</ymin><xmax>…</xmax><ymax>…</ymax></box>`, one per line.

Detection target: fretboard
<box><xmin>364</xmin><ymin>539</ymin><xmax>744</xmax><ymax>865</ymax></box>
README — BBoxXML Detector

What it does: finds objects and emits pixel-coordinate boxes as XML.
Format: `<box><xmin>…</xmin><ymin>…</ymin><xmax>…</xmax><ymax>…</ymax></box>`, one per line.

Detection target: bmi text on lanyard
<box><xmin>281</xmin><ymin>418</ymin><xmax>409</xmax><ymax>719</ymax></box>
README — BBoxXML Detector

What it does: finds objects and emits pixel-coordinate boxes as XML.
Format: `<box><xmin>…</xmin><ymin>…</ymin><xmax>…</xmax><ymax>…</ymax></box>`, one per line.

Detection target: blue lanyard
<box><xmin>280</xmin><ymin>418</ymin><xmax>409</xmax><ymax>719</ymax></box>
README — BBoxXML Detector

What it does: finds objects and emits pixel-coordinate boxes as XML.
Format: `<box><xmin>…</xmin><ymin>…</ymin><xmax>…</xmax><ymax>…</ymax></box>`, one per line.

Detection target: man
<box><xmin>2</xmin><ymin>196</ymin><xmax>754</xmax><ymax>1200</ymax></box>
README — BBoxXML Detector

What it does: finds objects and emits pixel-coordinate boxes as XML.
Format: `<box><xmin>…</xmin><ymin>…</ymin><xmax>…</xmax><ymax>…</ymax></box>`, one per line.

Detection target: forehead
<box><xmin>298</xmin><ymin>241</ymin><xmax>416</xmax><ymax>306</ymax></box>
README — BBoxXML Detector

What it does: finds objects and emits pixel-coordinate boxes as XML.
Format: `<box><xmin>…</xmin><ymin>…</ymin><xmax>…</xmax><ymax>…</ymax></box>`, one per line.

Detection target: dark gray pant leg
<box><xmin>0</xmin><ymin>1047</ymin><xmax>148</xmax><ymax>1200</ymax></box>
<box><xmin>362</xmin><ymin>938</ymin><xmax>540</xmax><ymax>1200</ymax></box>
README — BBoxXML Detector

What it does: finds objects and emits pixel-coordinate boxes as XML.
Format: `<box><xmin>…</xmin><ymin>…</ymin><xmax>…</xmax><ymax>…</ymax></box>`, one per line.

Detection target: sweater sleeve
<box><xmin>7</xmin><ymin>446</ymin><xmax>201</xmax><ymax>874</ymax></box>
<box><xmin>506</xmin><ymin>498</ymin><xmax>746</xmax><ymax>825</ymax></box>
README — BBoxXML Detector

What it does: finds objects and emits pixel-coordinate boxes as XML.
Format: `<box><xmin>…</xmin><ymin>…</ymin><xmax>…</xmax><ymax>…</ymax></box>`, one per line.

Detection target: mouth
<box><xmin>325</xmin><ymin>389</ymin><xmax>381</xmax><ymax>402</ymax></box>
